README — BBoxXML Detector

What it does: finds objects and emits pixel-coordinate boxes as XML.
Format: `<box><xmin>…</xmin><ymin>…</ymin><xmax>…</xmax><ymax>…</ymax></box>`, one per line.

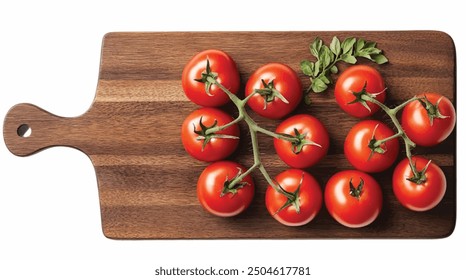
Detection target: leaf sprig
<box><xmin>300</xmin><ymin>36</ymin><xmax>388</xmax><ymax>98</ymax></box>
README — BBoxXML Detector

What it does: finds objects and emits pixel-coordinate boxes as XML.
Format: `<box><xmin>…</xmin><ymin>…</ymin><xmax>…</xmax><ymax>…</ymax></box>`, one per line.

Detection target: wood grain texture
<box><xmin>3</xmin><ymin>31</ymin><xmax>456</xmax><ymax>239</ymax></box>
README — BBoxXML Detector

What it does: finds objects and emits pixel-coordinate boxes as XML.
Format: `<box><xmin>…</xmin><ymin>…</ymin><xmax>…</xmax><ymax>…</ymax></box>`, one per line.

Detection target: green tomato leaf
<box><xmin>359</xmin><ymin>47</ymin><xmax>382</xmax><ymax>55</ymax></box>
<box><xmin>358</xmin><ymin>54</ymin><xmax>372</xmax><ymax>60</ymax></box>
<box><xmin>300</xmin><ymin>60</ymin><xmax>315</xmax><ymax>77</ymax></box>
<box><xmin>320</xmin><ymin>74</ymin><xmax>330</xmax><ymax>84</ymax></box>
<box><xmin>341</xmin><ymin>54</ymin><xmax>357</xmax><ymax>64</ymax></box>
<box><xmin>330</xmin><ymin>36</ymin><xmax>341</xmax><ymax>56</ymax></box>
<box><xmin>342</xmin><ymin>37</ymin><xmax>356</xmax><ymax>54</ymax></box>
<box><xmin>310</xmin><ymin>37</ymin><xmax>323</xmax><ymax>58</ymax></box>
<box><xmin>313</xmin><ymin>60</ymin><xmax>321</xmax><ymax>77</ymax></box>
<box><xmin>372</xmin><ymin>54</ymin><xmax>389</xmax><ymax>64</ymax></box>
<box><xmin>356</xmin><ymin>38</ymin><xmax>365</xmax><ymax>52</ymax></box>
<box><xmin>316</xmin><ymin>39</ymin><xmax>323</xmax><ymax>52</ymax></box>
<box><xmin>365</xmin><ymin>41</ymin><xmax>377</xmax><ymax>48</ymax></box>
<box><xmin>311</xmin><ymin>77</ymin><xmax>328</xmax><ymax>93</ymax></box>
<box><xmin>330</xmin><ymin>65</ymin><xmax>338</xmax><ymax>74</ymax></box>
<box><xmin>320</xmin><ymin>45</ymin><xmax>332</xmax><ymax>69</ymax></box>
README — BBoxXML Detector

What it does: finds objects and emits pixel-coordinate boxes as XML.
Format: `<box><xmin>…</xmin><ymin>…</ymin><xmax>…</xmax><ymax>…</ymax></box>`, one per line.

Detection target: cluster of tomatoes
<box><xmin>180</xmin><ymin>48</ymin><xmax>456</xmax><ymax>228</ymax></box>
<box><xmin>335</xmin><ymin>65</ymin><xmax>455</xmax><ymax>218</ymax></box>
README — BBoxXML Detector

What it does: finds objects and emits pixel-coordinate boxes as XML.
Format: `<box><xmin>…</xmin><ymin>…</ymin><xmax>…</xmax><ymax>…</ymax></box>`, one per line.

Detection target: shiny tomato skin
<box><xmin>344</xmin><ymin>120</ymin><xmax>400</xmax><ymax>173</ymax></box>
<box><xmin>274</xmin><ymin>114</ymin><xmax>329</xmax><ymax>168</ymax></box>
<box><xmin>401</xmin><ymin>93</ymin><xmax>456</xmax><ymax>147</ymax></box>
<box><xmin>392</xmin><ymin>156</ymin><xmax>446</xmax><ymax>211</ymax></box>
<box><xmin>245</xmin><ymin>63</ymin><xmax>302</xmax><ymax>119</ymax></box>
<box><xmin>334</xmin><ymin>65</ymin><xmax>386</xmax><ymax>118</ymax></box>
<box><xmin>182</xmin><ymin>49</ymin><xmax>240</xmax><ymax>107</ymax></box>
<box><xmin>265</xmin><ymin>169</ymin><xmax>322</xmax><ymax>226</ymax></box>
<box><xmin>181</xmin><ymin>108</ymin><xmax>239</xmax><ymax>162</ymax></box>
<box><xmin>325</xmin><ymin>170</ymin><xmax>383</xmax><ymax>228</ymax></box>
<box><xmin>197</xmin><ymin>161</ymin><xmax>255</xmax><ymax>217</ymax></box>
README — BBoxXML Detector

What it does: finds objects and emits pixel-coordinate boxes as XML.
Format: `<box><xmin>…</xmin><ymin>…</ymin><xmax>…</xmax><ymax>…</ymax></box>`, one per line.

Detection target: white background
<box><xmin>0</xmin><ymin>1</ymin><xmax>464</xmax><ymax>279</ymax></box>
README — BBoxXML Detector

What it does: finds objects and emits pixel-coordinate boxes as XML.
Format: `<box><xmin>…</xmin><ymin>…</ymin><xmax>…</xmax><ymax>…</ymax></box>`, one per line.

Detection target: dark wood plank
<box><xmin>2</xmin><ymin>31</ymin><xmax>456</xmax><ymax>239</ymax></box>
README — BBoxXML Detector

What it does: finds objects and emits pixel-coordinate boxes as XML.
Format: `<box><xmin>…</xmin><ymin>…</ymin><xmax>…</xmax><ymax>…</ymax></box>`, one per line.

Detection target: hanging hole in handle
<box><xmin>17</xmin><ymin>124</ymin><xmax>32</xmax><ymax>138</ymax></box>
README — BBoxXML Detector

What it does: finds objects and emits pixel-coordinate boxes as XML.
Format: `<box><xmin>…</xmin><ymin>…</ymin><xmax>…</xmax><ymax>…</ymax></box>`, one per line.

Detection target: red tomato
<box><xmin>392</xmin><ymin>156</ymin><xmax>446</xmax><ymax>211</ymax></box>
<box><xmin>265</xmin><ymin>169</ymin><xmax>322</xmax><ymax>226</ymax></box>
<box><xmin>274</xmin><ymin>114</ymin><xmax>329</xmax><ymax>168</ymax></box>
<box><xmin>197</xmin><ymin>161</ymin><xmax>255</xmax><ymax>217</ymax></box>
<box><xmin>245</xmin><ymin>63</ymin><xmax>302</xmax><ymax>119</ymax></box>
<box><xmin>182</xmin><ymin>49</ymin><xmax>240</xmax><ymax>107</ymax></box>
<box><xmin>334</xmin><ymin>65</ymin><xmax>386</xmax><ymax>118</ymax></box>
<box><xmin>325</xmin><ymin>170</ymin><xmax>383</xmax><ymax>228</ymax></box>
<box><xmin>344</xmin><ymin>120</ymin><xmax>400</xmax><ymax>173</ymax></box>
<box><xmin>401</xmin><ymin>93</ymin><xmax>456</xmax><ymax>147</ymax></box>
<box><xmin>181</xmin><ymin>108</ymin><xmax>239</xmax><ymax>162</ymax></box>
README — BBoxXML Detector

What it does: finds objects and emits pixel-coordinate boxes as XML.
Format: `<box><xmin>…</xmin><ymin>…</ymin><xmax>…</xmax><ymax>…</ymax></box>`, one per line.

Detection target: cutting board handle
<box><xmin>3</xmin><ymin>103</ymin><xmax>81</xmax><ymax>156</ymax></box>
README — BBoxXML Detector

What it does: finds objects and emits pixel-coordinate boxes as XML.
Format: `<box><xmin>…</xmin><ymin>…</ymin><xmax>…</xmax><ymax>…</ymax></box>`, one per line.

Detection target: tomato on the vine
<box><xmin>245</xmin><ymin>63</ymin><xmax>302</xmax><ymax>119</ymax></box>
<box><xmin>392</xmin><ymin>156</ymin><xmax>446</xmax><ymax>212</ymax></box>
<box><xmin>344</xmin><ymin>120</ymin><xmax>399</xmax><ymax>173</ymax></box>
<box><xmin>197</xmin><ymin>161</ymin><xmax>255</xmax><ymax>217</ymax></box>
<box><xmin>401</xmin><ymin>93</ymin><xmax>456</xmax><ymax>147</ymax></box>
<box><xmin>181</xmin><ymin>108</ymin><xmax>239</xmax><ymax>162</ymax></box>
<box><xmin>325</xmin><ymin>170</ymin><xmax>383</xmax><ymax>228</ymax></box>
<box><xmin>274</xmin><ymin>114</ymin><xmax>329</xmax><ymax>168</ymax></box>
<box><xmin>182</xmin><ymin>49</ymin><xmax>240</xmax><ymax>107</ymax></box>
<box><xmin>265</xmin><ymin>169</ymin><xmax>322</xmax><ymax>226</ymax></box>
<box><xmin>334</xmin><ymin>65</ymin><xmax>386</xmax><ymax>118</ymax></box>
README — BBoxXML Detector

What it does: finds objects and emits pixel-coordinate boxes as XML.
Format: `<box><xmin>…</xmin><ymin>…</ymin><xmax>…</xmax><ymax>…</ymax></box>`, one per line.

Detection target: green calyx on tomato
<box><xmin>284</xmin><ymin>128</ymin><xmax>322</xmax><ymax>154</ymax></box>
<box><xmin>406</xmin><ymin>159</ymin><xmax>431</xmax><ymax>185</ymax></box>
<box><xmin>368</xmin><ymin>138</ymin><xmax>386</xmax><ymax>156</ymax></box>
<box><xmin>253</xmin><ymin>79</ymin><xmax>290</xmax><ymax>110</ymax></box>
<box><xmin>193</xmin><ymin>116</ymin><xmax>239</xmax><ymax>151</ymax></box>
<box><xmin>221</xmin><ymin>167</ymin><xmax>250</xmax><ymax>196</ymax></box>
<box><xmin>367</xmin><ymin>124</ymin><xmax>387</xmax><ymax>159</ymax></box>
<box><xmin>274</xmin><ymin>173</ymin><xmax>305</xmax><ymax>215</ymax></box>
<box><xmin>419</xmin><ymin>95</ymin><xmax>449</xmax><ymax>126</ymax></box>
<box><xmin>349</xmin><ymin>177</ymin><xmax>364</xmax><ymax>200</ymax></box>
<box><xmin>193</xmin><ymin>59</ymin><xmax>218</xmax><ymax>96</ymax></box>
<box><xmin>347</xmin><ymin>81</ymin><xmax>385</xmax><ymax>113</ymax></box>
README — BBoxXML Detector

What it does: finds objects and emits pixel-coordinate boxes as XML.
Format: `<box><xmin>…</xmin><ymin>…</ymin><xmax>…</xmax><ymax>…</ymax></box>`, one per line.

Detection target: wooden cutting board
<box><xmin>3</xmin><ymin>31</ymin><xmax>456</xmax><ymax>239</ymax></box>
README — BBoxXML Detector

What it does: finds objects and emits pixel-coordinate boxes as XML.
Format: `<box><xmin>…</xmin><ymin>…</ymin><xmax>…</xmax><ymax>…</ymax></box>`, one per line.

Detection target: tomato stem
<box><xmin>254</xmin><ymin>126</ymin><xmax>296</xmax><ymax>142</ymax></box>
<box><xmin>211</xmin><ymin>79</ymin><xmax>297</xmax><ymax>201</ymax></box>
<box><xmin>362</xmin><ymin>94</ymin><xmax>421</xmax><ymax>176</ymax></box>
<box><xmin>392</xmin><ymin>96</ymin><xmax>423</xmax><ymax>114</ymax></box>
<box><xmin>221</xmin><ymin>167</ymin><xmax>250</xmax><ymax>196</ymax></box>
<box><xmin>373</xmin><ymin>131</ymin><xmax>403</xmax><ymax>146</ymax></box>
<box><xmin>204</xmin><ymin>113</ymin><xmax>244</xmax><ymax>135</ymax></box>
<box><xmin>194</xmin><ymin>117</ymin><xmax>240</xmax><ymax>151</ymax></box>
